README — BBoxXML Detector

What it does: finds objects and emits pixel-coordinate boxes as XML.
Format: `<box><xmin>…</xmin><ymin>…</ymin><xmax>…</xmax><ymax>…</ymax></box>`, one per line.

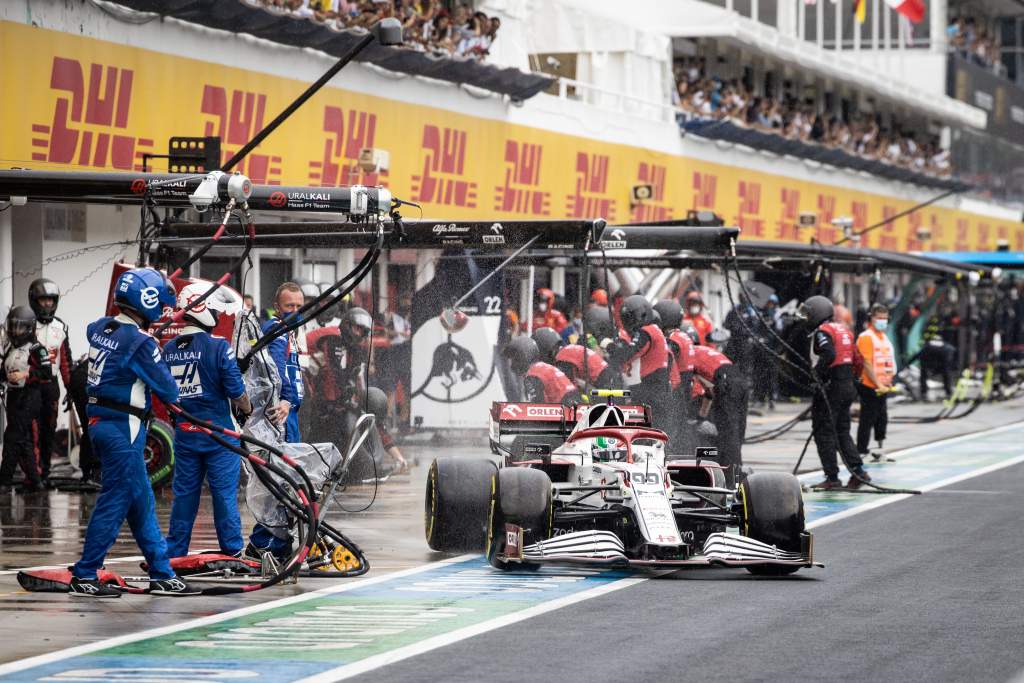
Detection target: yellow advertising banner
<box><xmin>0</xmin><ymin>21</ymin><xmax>1018</xmax><ymax>252</ymax></box>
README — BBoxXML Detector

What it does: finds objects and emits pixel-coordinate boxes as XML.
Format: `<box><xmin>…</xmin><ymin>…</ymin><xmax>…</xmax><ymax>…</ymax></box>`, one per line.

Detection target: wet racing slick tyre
<box><xmin>425</xmin><ymin>457</ymin><xmax>497</xmax><ymax>552</ymax></box>
<box><xmin>146</xmin><ymin>419</ymin><xmax>175</xmax><ymax>490</ymax></box>
<box><xmin>737</xmin><ymin>471</ymin><xmax>804</xmax><ymax>576</ymax></box>
<box><xmin>486</xmin><ymin>467</ymin><xmax>553</xmax><ymax>571</ymax></box>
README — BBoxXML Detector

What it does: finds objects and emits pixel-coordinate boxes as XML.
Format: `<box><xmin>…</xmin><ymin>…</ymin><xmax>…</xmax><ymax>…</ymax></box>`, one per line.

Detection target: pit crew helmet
<box><xmin>619</xmin><ymin>295</ymin><xmax>652</xmax><ymax>334</ymax></box>
<box><xmin>5</xmin><ymin>306</ymin><xmax>37</xmax><ymax>347</ymax></box>
<box><xmin>503</xmin><ymin>335</ymin><xmax>539</xmax><ymax>375</ymax></box>
<box><xmin>365</xmin><ymin>386</ymin><xmax>388</xmax><ymax>421</ymax></box>
<box><xmin>177</xmin><ymin>279</ymin><xmax>243</xmax><ymax>331</ymax></box>
<box><xmin>584</xmin><ymin>306</ymin><xmax>616</xmax><ymax>341</ymax></box>
<box><xmin>28</xmin><ymin>278</ymin><xmax>60</xmax><ymax>323</ymax></box>
<box><xmin>653</xmin><ymin>299</ymin><xmax>683</xmax><ymax>332</ymax></box>
<box><xmin>115</xmin><ymin>268</ymin><xmax>176</xmax><ymax>326</ymax></box>
<box><xmin>340</xmin><ymin>307</ymin><xmax>373</xmax><ymax>346</ymax></box>
<box><xmin>532</xmin><ymin>327</ymin><xmax>563</xmax><ymax>364</ymax></box>
<box><xmin>797</xmin><ymin>295</ymin><xmax>834</xmax><ymax>328</ymax></box>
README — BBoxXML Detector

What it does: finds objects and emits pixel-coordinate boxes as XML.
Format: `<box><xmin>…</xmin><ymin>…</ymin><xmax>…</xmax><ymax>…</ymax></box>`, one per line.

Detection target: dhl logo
<box><xmin>735</xmin><ymin>181</ymin><xmax>765</xmax><ymax>237</ymax></box>
<box><xmin>411</xmin><ymin>125</ymin><xmax>478</xmax><ymax>207</ymax></box>
<box><xmin>566</xmin><ymin>152</ymin><xmax>616</xmax><ymax>221</ymax></box>
<box><xmin>816</xmin><ymin>194</ymin><xmax>838</xmax><ymax>245</ymax></box>
<box><xmin>905</xmin><ymin>211</ymin><xmax>924</xmax><ymax>252</ymax></box>
<box><xmin>630</xmin><ymin>162</ymin><xmax>672</xmax><ymax>223</ymax></box>
<box><xmin>691</xmin><ymin>171</ymin><xmax>717</xmax><ymax>210</ymax></box>
<box><xmin>775</xmin><ymin>188</ymin><xmax>801</xmax><ymax>241</ymax></box>
<box><xmin>851</xmin><ymin>200</ymin><xmax>869</xmax><ymax>246</ymax></box>
<box><xmin>32</xmin><ymin>56</ymin><xmax>153</xmax><ymax>170</ymax></box>
<box><xmin>878</xmin><ymin>206</ymin><xmax>899</xmax><ymax>251</ymax></box>
<box><xmin>954</xmin><ymin>218</ymin><xmax>971</xmax><ymax>252</ymax></box>
<box><xmin>200</xmin><ymin>86</ymin><xmax>281</xmax><ymax>184</ymax></box>
<box><xmin>494</xmin><ymin>140</ymin><xmax>550</xmax><ymax>215</ymax></box>
<box><xmin>309</xmin><ymin>105</ymin><xmax>386</xmax><ymax>187</ymax></box>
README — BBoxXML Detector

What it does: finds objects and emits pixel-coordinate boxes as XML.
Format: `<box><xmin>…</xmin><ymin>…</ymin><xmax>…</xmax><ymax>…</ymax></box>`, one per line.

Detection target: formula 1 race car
<box><xmin>425</xmin><ymin>393</ymin><xmax>818</xmax><ymax>575</ymax></box>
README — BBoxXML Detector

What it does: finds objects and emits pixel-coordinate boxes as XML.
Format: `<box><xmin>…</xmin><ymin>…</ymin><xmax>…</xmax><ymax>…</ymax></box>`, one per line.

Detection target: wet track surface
<box><xmin>1</xmin><ymin>398</ymin><xmax>1023</xmax><ymax>681</ymax></box>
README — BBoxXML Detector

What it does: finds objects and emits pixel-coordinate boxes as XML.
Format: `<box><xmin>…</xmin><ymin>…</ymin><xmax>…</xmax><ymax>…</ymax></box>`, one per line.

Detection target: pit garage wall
<box><xmin>1</xmin><ymin>19</ymin><xmax>1020</xmax><ymax>250</ymax></box>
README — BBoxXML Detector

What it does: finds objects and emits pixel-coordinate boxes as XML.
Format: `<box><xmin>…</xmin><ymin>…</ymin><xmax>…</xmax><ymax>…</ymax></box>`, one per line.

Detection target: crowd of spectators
<box><xmin>947</xmin><ymin>16</ymin><xmax>1005</xmax><ymax>76</ymax></box>
<box><xmin>246</xmin><ymin>0</ymin><xmax>500</xmax><ymax>60</ymax></box>
<box><xmin>673</xmin><ymin>57</ymin><xmax>951</xmax><ymax>177</ymax></box>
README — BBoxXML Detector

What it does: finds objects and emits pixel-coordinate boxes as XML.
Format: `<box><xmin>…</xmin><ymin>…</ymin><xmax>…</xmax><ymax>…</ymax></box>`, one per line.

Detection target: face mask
<box><xmin>538</xmin><ymin>303</ymin><xmax>547</xmax><ymax>313</ymax></box>
<box><xmin>873</xmin><ymin>319</ymin><xmax>888</xmax><ymax>332</ymax></box>
<box><xmin>689</xmin><ymin>305</ymin><xmax>701</xmax><ymax>316</ymax></box>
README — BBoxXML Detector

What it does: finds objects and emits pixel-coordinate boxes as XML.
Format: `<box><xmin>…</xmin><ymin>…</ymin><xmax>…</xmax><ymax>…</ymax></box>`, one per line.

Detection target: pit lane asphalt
<box><xmin>366</xmin><ymin>461</ymin><xmax>1024</xmax><ymax>683</ymax></box>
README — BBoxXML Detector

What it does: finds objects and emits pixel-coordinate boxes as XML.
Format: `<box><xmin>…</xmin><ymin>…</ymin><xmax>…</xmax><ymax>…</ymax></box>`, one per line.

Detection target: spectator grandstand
<box><xmin>673</xmin><ymin>56</ymin><xmax>951</xmax><ymax>178</ymax></box>
<box><xmin>245</xmin><ymin>0</ymin><xmax>500</xmax><ymax>61</ymax></box>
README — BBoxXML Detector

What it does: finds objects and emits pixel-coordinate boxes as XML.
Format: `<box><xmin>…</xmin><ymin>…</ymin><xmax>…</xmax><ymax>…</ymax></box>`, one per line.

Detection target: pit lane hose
<box><xmin>166</xmin><ymin>403</ymin><xmax>322</xmax><ymax>594</ymax></box>
<box><xmin>722</xmin><ymin>248</ymin><xmax>920</xmax><ymax>495</ymax></box>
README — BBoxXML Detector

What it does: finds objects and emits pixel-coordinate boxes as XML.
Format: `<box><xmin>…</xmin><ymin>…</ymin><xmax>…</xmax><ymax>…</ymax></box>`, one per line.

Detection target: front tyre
<box><xmin>486</xmin><ymin>467</ymin><xmax>553</xmax><ymax>571</ymax></box>
<box><xmin>424</xmin><ymin>457</ymin><xmax>497</xmax><ymax>552</ymax></box>
<box><xmin>737</xmin><ymin>471</ymin><xmax>805</xmax><ymax>576</ymax></box>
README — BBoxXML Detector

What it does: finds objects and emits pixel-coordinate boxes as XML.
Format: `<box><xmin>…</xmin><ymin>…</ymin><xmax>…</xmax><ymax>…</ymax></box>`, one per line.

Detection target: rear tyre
<box><xmin>145</xmin><ymin>419</ymin><xmax>175</xmax><ymax>490</ymax></box>
<box><xmin>737</xmin><ymin>471</ymin><xmax>804</xmax><ymax>576</ymax></box>
<box><xmin>486</xmin><ymin>467</ymin><xmax>553</xmax><ymax>571</ymax></box>
<box><xmin>424</xmin><ymin>457</ymin><xmax>497</xmax><ymax>552</ymax></box>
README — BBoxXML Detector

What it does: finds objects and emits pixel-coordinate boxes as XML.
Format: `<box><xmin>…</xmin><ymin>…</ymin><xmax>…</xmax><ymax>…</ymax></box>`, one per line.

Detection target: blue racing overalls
<box><xmin>262</xmin><ymin>317</ymin><xmax>303</xmax><ymax>442</ymax></box>
<box><xmin>72</xmin><ymin>314</ymin><xmax>179</xmax><ymax>581</ymax></box>
<box><xmin>164</xmin><ymin>327</ymin><xmax>247</xmax><ymax>557</ymax></box>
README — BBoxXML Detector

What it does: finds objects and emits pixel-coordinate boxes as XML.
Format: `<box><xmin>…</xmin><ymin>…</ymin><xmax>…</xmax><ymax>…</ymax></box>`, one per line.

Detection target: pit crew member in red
<box><xmin>800</xmin><ymin>295</ymin><xmax>871</xmax><ymax>490</ymax></box>
<box><xmin>692</xmin><ymin>341</ymin><xmax>748</xmax><ymax>486</ymax></box>
<box><xmin>682</xmin><ymin>291</ymin><xmax>714</xmax><ymax>346</ymax></box>
<box><xmin>554</xmin><ymin>344</ymin><xmax>620</xmax><ymax>393</ymax></box>
<box><xmin>505</xmin><ymin>336</ymin><xmax>578</xmax><ymax>404</ymax></box>
<box><xmin>532</xmin><ymin>287</ymin><xmax>568</xmax><ymax>333</ymax></box>
<box><xmin>606</xmin><ymin>295</ymin><xmax>670</xmax><ymax>433</ymax></box>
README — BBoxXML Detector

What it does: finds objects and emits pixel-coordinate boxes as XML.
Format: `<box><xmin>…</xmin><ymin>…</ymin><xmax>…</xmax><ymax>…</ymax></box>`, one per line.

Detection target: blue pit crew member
<box><xmin>69</xmin><ymin>268</ymin><xmax>199</xmax><ymax>598</ymax></box>
<box><xmin>262</xmin><ymin>282</ymin><xmax>306</xmax><ymax>442</ymax></box>
<box><xmin>164</xmin><ymin>280</ymin><xmax>252</xmax><ymax>559</ymax></box>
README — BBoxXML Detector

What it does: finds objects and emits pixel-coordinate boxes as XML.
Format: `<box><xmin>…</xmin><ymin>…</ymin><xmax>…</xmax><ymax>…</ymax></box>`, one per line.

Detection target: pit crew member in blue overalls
<box><xmin>69</xmin><ymin>268</ymin><xmax>200</xmax><ymax>597</ymax></box>
<box><xmin>164</xmin><ymin>280</ymin><xmax>252</xmax><ymax>559</ymax></box>
<box><xmin>263</xmin><ymin>282</ymin><xmax>305</xmax><ymax>442</ymax></box>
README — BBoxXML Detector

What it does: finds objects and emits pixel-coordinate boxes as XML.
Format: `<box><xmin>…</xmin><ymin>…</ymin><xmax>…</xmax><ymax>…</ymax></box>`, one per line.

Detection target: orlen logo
<box><xmin>130</xmin><ymin>179</ymin><xmax>147</xmax><ymax>195</ymax></box>
<box><xmin>268</xmin><ymin>191</ymin><xmax>287</xmax><ymax>208</ymax></box>
<box><xmin>527</xmin><ymin>406</ymin><xmax>563</xmax><ymax>418</ymax></box>
<box><xmin>501</xmin><ymin>404</ymin><xmax>523</xmax><ymax>418</ymax></box>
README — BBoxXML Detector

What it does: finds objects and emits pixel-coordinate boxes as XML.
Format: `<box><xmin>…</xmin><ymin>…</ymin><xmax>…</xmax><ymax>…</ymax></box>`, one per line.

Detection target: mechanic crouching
<box><xmin>554</xmin><ymin>344</ymin><xmax>620</xmax><ymax>394</ymax></box>
<box><xmin>163</xmin><ymin>281</ymin><xmax>252</xmax><ymax>559</ymax></box>
<box><xmin>70</xmin><ymin>268</ymin><xmax>199</xmax><ymax>597</ymax></box>
<box><xmin>504</xmin><ymin>336</ymin><xmax>579</xmax><ymax>404</ymax></box>
<box><xmin>799</xmin><ymin>295</ymin><xmax>872</xmax><ymax>490</ymax></box>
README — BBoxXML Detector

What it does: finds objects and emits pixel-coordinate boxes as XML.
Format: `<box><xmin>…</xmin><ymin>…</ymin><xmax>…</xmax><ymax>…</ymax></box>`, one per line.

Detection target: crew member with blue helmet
<box><xmin>70</xmin><ymin>268</ymin><xmax>199</xmax><ymax>597</ymax></box>
<box><xmin>164</xmin><ymin>280</ymin><xmax>252</xmax><ymax>559</ymax></box>
<box><xmin>262</xmin><ymin>282</ymin><xmax>305</xmax><ymax>442</ymax></box>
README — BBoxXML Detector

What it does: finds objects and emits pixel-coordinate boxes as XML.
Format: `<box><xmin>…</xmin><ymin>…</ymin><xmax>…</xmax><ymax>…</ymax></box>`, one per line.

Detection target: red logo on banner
<box><xmin>691</xmin><ymin>172</ymin><xmax>717</xmax><ymax>210</ymax></box>
<box><xmin>31</xmin><ymin>57</ymin><xmax>153</xmax><ymax>170</ymax></box>
<box><xmin>850</xmin><ymin>201</ymin><xmax>869</xmax><ymax>247</ymax></box>
<box><xmin>775</xmin><ymin>188</ymin><xmax>800</xmax><ymax>241</ymax></box>
<box><xmin>954</xmin><ymin>218</ymin><xmax>970</xmax><ymax>252</ymax></box>
<box><xmin>201</xmin><ymin>86</ymin><xmax>281</xmax><ymax>185</ymax></box>
<box><xmin>566</xmin><ymin>152</ymin><xmax>616</xmax><ymax>221</ymax></box>
<box><xmin>630</xmin><ymin>163</ymin><xmax>672</xmax><ymax>223</ymax></box>
<box><xmin>928</xmin><ymin>213</ymin><xmax>945</xmax><ymax>250</ymax></box>
<box><xmin>735</xmin><ymin>181</ymin><xmax>764</xmax><ymax>237</ymax></box>
<box><xmin>875</xmin><ymin>205</ymin><xmax>898</xmax><ymax>251</ymax></box>
<box><xmin>411</xmin><ymin>125</ymin><xmax>477</xmax><ymax>207</ymax></box>
<box><xmin>308</xmin><ymin>105</ymin><xmax>386</xmax><ymax>187</ymax></box>
<box><xmin>978</xmin><ymin>223</ymin><xmax>991</xmax><ymax>249</ymax></box>
<box><xmin>130</xmin><ymin>178</ymin><xmax>147</xmax><ymax>195</ymax></box>
<box><xmin>997</xmin><ymin>224</ymin><xmax>1009</xmax><ymax>245</ymax></box>
<box><xmin>905</xmin><ymin>211</ymin><xmax>924</xmax><ymax>252</ymax></box>
<box><xmin>816</xmin><ymin>194</ymin><xmax>837</xmax><ymax>244</ymax></box>
<box><xmin>494</xmin><ymin>140</ymin><xmax>550</xmax><ymax>215</ymax></box>
<box><xmin>268</xmin><ymin>191</ymin><xmax>287</xmax><ymax>208</ymax></box>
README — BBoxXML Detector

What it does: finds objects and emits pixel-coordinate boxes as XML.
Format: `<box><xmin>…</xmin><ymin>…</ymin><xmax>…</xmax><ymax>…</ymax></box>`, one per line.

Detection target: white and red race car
<box><xmin>425</xmin><ymin>394</ymin><xmax>817</xmax><ymax>575</ymax></box>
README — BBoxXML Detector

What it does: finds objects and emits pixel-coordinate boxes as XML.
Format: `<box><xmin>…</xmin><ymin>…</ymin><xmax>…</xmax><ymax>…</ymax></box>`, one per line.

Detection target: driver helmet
<box><xmin>591</xmin><ymin>435</ymin><xmax>627</xmax><ymax>462</ymax></box>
